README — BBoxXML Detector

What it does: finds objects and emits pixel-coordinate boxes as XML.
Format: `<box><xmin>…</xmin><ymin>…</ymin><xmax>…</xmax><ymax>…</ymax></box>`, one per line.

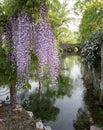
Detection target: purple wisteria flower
<box><xmin>35</xmin><ymin>3</ymin><xmax>60</xmax><ymax>89</ymax></box>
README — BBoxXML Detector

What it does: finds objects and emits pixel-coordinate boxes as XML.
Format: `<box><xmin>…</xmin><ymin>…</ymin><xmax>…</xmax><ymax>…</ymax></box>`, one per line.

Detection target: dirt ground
<box><xmin>0</xmin><ymin>104</ymin><xmax>37</xmax><ymax>130</ymax></box>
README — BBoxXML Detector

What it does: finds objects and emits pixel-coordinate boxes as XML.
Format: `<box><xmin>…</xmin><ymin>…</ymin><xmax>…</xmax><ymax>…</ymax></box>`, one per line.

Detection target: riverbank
<box><xmin>0</xmin><ymin>102</ymin><xmax>51</xmax><ymax>130</ymax></box>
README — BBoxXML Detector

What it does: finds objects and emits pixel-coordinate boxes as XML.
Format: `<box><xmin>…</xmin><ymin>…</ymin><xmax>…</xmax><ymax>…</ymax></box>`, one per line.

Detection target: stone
<box><xmin>0</xmin><ymin>119</ymin><xmax>4</xmax><ymax>123</ymax></box>
<box><xmin>90</xmin><ymin>125</ymin><xmax>102</xmax><ymax>130</ymax></box>
<box><xmin>0</xmin><ymin>103</ymin><xmax>2</xmax><ymax>107</ymax></box>
<box><xmin>0</xmin><ymin>100</ymin><xmax>2</xmax><ymax>104</ymax></box>
<box><xmin>13</xmin><ymin>104</ymin><xmax>23</xmax><ymax>112</ymax></box>
<box><xmin>0</xmin><ymin>100</ymin><xmax>2</xmax><ymax>107</ymax></box>
<box><xmin>0</xmin><ymin>119</ymin><xmax>5</xmax><ymax>129</ymax></box>
<box><xmin>26</xmin><ymin>111</ymin><xmax>34</xmax><ymax>118</ymax></box>
<box><xmin>15</xmin><ymin>104</ymin><xmax>22</xmax><ymax>108</ymax></box>
<box><xmin>44</xmin><ymin>126</ymin><xmax>52</xmax><ymax>130</ymax></box>
<box><xmin>12</xmin><ymin>107</ymin><xmax>23</xmax><ymax>112</ymax></box>
<box><xmin>36</xmin><ymin>121</ymin><xmax>44</xmax><ymax>130</ymax></box>
<box><xmin>0</xmin><ymin>100</ymin><xmax>3</xmax><ymax>107</ymax></box>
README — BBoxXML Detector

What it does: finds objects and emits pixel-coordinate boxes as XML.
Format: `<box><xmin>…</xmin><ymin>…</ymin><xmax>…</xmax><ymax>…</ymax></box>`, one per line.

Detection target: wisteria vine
<box><xmin>35</xmin><ymin>3</ymin><xmax>60</xmax><ymax>89</ymax></box>
<box><xmin>6</xmin><ymin>12</ymin><xmax>33</xmax><ymax>84</ymax></box>
<box><xmin>6</xmin><ymin>3</ymin><xmax>60</xmax><ymax>90</ymax></box>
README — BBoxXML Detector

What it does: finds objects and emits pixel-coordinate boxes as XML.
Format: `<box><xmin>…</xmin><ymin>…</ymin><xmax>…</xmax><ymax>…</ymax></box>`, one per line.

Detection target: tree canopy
<box><xmin>0</xmin><ymin>0</ymin><xmax>78</xmax><ymax>44</ymax></box>
<box><xmin>74</xmin><ymin>0</ymin><xmax>103</xmax><ymax>42</ymax></box>
<box><xmin>48</xmin><ymin>0</ymin><xmax>77</xmax><ymax>44</ymax></box>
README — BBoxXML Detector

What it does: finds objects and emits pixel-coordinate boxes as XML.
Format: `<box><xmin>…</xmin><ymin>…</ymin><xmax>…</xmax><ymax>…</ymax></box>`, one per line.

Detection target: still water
<box><xmin>44</xmin><ymin>56</ymin><xmax>85</xmax><ymax>130</ymax></box>
<box><xmin>0</xmin><ymin>56</ymin><xmax>86</xmax><ymax>130</ymax></box>
<box><xmin>23</xmin><ymin>56</ymin><xmax>86</xmax><ymax>130</ymax></box>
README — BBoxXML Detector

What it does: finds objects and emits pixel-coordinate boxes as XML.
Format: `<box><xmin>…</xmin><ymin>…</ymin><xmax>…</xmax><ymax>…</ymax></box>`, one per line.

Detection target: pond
<box><xmin>43</xmin><ymin>56</ymin><xmax>85</xmax><ymax>130</ymax></box>
<box><xmin>19</xmin><ymin>56</ymin><xmax>86</xmax><ymax>130</ymax></box>
<box><xmin>0</xmin><ymin>55</ymin><xmax>103</xmax><ymax>130</ymax></box>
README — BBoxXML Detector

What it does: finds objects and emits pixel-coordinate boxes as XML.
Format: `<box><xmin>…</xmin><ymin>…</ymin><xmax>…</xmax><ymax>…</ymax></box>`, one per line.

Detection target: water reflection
<box><xmin>22</xmin><ymin>90</ymin><xmax>59</xmax><ymax>121</ymax></box>
<box><xmin>73</xmin><ymin>108</ymin><xmax>92</xmax><ymax>130</ymax></box>
<box><xmin>0</xmin><ymin>54</ymin><xmax>103</xmax><ymax>130</ymax></box>
<box><xmin>46</xmin><ymin>56</ymin><xmax>85</xmax><ymax>130</ymax></box>
<box><xmin>20</xmin><ymin>56</ymin><xmax>85</xmax><ymax>130</ymax></box>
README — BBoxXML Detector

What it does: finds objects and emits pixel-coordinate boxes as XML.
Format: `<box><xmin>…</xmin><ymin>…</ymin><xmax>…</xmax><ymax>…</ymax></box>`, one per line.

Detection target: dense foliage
<box><xmin>0</xmin><ymin>0</ymin><xmax>61</xmax><ymax>90</ymax></box>
<box><xmin>79</xmin><ymin>1</ymin><xmax>103</xmax><ymax>42</ymax></box>
<box><xmin>81</xmin><ymin>29</ymin><xmax>103</xmax><ymax>66</ymax></box>
<box><xmin>0</xmin><ymin>0</ymin><xmax>66</xmax><ymax>105</ymax></box>
<box><xmin>0</xmin><ymin>0</ymin><xmax>81</xmax><ymax>105</ymax></box>
<box><xmin>74</xmin><ymin>0</ymin><xmax>101</xmax><ymax>13</ymax></box>
<box><xmin>4</xmin><ymin>0</ymin><xmax>77</xmax><ymax>44</ymax></box>
<box><xmin>0</xmin><ymin>48</ymin><xmax>17</xmax><ymax>86</ymax></box>
<box><xmin>49</xmin><ymin>1</ymin><xmax>77</xmax><ymax>43</ymax></box>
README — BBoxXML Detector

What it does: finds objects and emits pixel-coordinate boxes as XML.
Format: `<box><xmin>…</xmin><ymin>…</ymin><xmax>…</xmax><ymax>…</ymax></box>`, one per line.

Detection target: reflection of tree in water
<box><xmin>58</xmin><ymin>56</ymin><xmax>81</xmax><ymax>98</ymax></box>
<box><xmin>61</xmin><ymin>56</ymin><xmax>81</xmax><ymax>71</ymax></box>
<box><xmin>21</xmin><ymin>56</ymin><xmax>81</xmax><ymax>122</ymax></box>
<box><xmin>73</xmin><ymin>108</ymin><xmax>92</xmax><ymax>130</ymax></box>
<box><xmin>57</xmin><ymin>74</ymin><xmax>72</xmax><ymax>97</ymax></box>
<box><xmin>21</xmin><ymin>69</ymin><xmax>73</xmax><ymax>122</ymax></box>
<box><xmin>74</xmin><ymin>88</ymin><xmax>103</xmax><ymax>130</ymax></box>
<box><xmin>84</xmin><ymin>88</ymin><xmax>103</xmax><ymax>128</ymax></box>
<box><xmin>22</xmin><ymin>89</ymin><xmax>59</xmax><ymax>121</ymax></box>
<box><xmin>40</xmin><ymin>66</ymin><xmax>73</xmax><ymax>98</ymax></box>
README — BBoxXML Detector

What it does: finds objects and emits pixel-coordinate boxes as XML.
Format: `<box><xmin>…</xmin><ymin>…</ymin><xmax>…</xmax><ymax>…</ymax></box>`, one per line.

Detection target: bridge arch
<box><xmin>61</xmin><ymin>43</ymin><xmax>81</xmax><ymax>55</ymax></box>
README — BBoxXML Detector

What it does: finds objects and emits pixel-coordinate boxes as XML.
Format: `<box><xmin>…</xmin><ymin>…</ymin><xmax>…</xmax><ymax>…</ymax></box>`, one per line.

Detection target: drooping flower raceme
<box><xmin>5</xmin><ymin>13</ymin><xmax>34</xmax><ymax>105</ymax></box>
<box><xmin>7</xmin><ymin>12</ymin><xmax>33</xmax><ymax>84</ymax></box>
<box><xmin>6</xmin><ymin>5</ymin><xmax>60</xmax><ymax>90</ymax></box>
<box><xmin>35</xmin><ymin>4</ymin><xmax>60</xmax><ymax>89</ymax></box>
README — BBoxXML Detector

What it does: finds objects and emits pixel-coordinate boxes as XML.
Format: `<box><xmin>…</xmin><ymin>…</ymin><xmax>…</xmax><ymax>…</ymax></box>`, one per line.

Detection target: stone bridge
<box><xmin>60</xmin><ymin>43</ymin><xmax>81</xmax><ymax>56</ymax></box>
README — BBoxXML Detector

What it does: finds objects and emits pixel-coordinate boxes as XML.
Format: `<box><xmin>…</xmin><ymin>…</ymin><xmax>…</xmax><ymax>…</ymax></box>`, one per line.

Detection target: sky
<box><xmin>0</xmin><ymin>0</ymin><xmax>3</xmax><ymax>3</ymax></box>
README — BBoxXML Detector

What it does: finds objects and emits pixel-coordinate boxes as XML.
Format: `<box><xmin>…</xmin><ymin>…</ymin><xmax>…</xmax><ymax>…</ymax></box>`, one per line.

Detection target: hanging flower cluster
<box><xmin>35</xmin><ymin>3</ymin><xmax>60</xmax><ymax>88</ymax></box>
<box><xmin>6</xmin><ymin>3</ymin><xmax>60</xmax><ymax>89</ymax></box>
<box><xmin>6</xmin><ymin>12</ymin><xmax>33</xmax><ymax>84</ymax></box>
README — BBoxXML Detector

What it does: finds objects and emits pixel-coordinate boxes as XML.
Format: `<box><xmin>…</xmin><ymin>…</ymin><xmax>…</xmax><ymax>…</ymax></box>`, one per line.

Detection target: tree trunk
<box><xmin>10</xmin><ymin>86</ymin><xmax>17</xmax><ymax>106</ymax></box>
<box><xmin>100</xmin><ymin>43</ymin><xmax>103</xmax><ymax>90</ymax></box>
<box><xmin>100</xmin><ymin>43</ymin><xmax>103</xmax><ymax>103</ymax></box>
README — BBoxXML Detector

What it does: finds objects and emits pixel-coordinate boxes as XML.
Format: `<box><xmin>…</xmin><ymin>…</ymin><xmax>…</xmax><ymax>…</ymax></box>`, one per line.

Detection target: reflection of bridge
<box><xmin>60</xmin><ymin>43</ymin><xmax>81</xmax><ymax>57</ymax></box>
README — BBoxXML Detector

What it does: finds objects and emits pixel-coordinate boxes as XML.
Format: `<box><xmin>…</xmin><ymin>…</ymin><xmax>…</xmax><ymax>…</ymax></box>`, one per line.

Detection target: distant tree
<box><xmin>49</xmin><ymin>0</ymin><xmax>77</xmax><ymax>43</ymax></box>
<box><xmin>74</xmin><ymin>0</ymin><xmax>102</xmax><ymax>14</ymax></box>
<box><xmin>74</xmin><ymin>0</ymin><xmax>103</xmax><ymax>42</ymax></box>
<box><xmin>79</xmin><ymin>1</ymin><xmax>103</xmax><ymax>42</ymax></box>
